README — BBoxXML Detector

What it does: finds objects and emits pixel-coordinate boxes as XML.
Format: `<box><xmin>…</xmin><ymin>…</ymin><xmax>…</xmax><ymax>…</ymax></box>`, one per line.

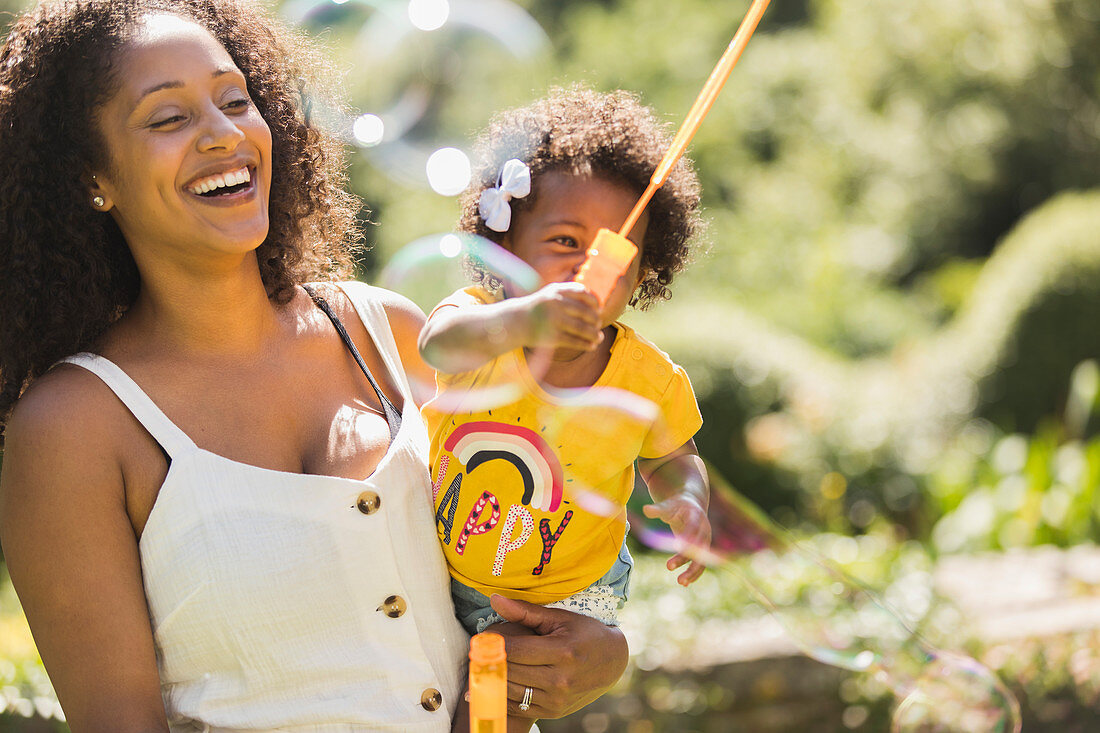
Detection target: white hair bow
<box><xmin>478</xmin><ymin>159</ymin><xmax>531</xmax><ymax>232</ymax></box>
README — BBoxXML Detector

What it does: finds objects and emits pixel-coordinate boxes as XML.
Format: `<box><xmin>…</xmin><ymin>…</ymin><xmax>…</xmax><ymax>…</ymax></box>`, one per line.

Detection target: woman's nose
<box><xmin>198</xmin><ymin>109</ymin><xmax>245</xmax><ymax>152</ymax></box>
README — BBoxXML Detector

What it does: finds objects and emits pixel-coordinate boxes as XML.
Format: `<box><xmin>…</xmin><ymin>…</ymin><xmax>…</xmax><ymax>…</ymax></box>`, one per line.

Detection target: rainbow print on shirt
<box><xmin>443</xmin><ymin>421</ymin><xmax>564</xmax><ymax>512</ymax></box>
<box><xmin>434</xmin><ymin>420</ymin><xmax>573</xmax><ymax>579</ymax></box>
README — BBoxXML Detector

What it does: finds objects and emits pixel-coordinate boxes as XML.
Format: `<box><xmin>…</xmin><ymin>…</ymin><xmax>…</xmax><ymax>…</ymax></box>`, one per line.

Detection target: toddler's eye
<box><xmin>553</xmin><ymin>236</ymin><xmax>580</xmax><ymax>248</ymax></box>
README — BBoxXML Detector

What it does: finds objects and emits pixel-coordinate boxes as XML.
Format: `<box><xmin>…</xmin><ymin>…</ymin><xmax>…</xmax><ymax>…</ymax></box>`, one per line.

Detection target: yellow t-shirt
<box><xmin>422</xmin><ymin>287</ymin><xmax>702</xmax><ymax>603</ymax></box>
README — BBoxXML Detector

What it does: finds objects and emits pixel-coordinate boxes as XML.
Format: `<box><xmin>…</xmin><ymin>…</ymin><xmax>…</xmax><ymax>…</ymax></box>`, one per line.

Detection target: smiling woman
<box><xmin>0</xmin><ymin>2</ymin><xmax>629</xmax><ymax>732</ymax></box>
<box><xmin>92</xmin><ymin>14</ymin><xmax>275</xmax><ymax>270</ymax></box>
<box><xmin>0</xmin><ymin>0</ymin><xmax>358</xmax><ymax>420</ymax></box>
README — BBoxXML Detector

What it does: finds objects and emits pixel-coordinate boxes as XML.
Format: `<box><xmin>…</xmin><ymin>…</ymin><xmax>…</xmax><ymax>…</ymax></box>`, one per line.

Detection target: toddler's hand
<box><xmin>521</xmin><ymin>282</ymin><xmax>602</xmax><ymax>352</ymax></box>
<box><xmin>642</xmin><ymin>495</ymin><xmax>711</xmax><ymax>586</ymax></box>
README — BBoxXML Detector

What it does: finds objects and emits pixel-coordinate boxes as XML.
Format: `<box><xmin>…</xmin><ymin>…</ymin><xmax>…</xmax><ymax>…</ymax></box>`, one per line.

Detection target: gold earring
<box><xmin>92</xmin><ymin>196</ymin><xmax>105</xmax><ymax>208</ymax></box>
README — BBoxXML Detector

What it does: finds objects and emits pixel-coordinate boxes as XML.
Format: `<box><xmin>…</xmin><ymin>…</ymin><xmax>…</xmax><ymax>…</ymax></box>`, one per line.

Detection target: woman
<box><xmin>0</xmin><ymin>1</ymin><xmax>627</xmax><ymax>731</ymax></box>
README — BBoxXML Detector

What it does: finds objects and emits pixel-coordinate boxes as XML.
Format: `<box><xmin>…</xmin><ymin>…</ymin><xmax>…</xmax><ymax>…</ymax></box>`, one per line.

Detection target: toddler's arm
<box><xmin>638</xmin><ymin>439</ymin><xmax>712</xmax><ymax>586</ymax></box>
<box><xmin>419</xmin><ymin>282</ymin><xmax>603</xmax><ymax>374</ymax></box>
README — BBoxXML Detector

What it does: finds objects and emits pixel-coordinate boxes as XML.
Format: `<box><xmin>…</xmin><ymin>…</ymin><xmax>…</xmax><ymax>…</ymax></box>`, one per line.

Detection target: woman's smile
<box><xmin>184</xmin><ymin>163</ymin><xmax>259</xmax><ymax>206</ymax></box>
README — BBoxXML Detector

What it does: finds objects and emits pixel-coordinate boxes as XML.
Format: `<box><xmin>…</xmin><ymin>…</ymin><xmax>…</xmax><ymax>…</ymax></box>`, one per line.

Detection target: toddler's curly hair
<box><xmin>457</xmin><ymin>86</ymin><xmax>702</xmax><ymax>309</ymax></box>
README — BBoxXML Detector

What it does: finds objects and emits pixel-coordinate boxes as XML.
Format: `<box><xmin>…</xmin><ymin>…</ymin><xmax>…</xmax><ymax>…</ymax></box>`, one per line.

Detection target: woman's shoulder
<box><xmin>0</xmin><ymin>361</ymin><xmax>141</xmax><ymax>526</ymax></box>
<box><xmin>307</xmin><ymin>278</ymin><xmax>420</xmax><ymax>313</ymax></box>
<box><xmin>310</xmin><ymin>279</ymin><xmax>427</xmax><ymax>341</ymax></box>
<box><xmin>311</xmin><ymin>280</ymin><xmax>434</xmax><ymax>401</ymax></box>
<box><xmin>5</xmin><ymin>361</ymin><xmax>134</xmax><ymax>460</ymax></box>
<box><xmin>327</xmin><ymin>279</ymin><xmax>424</xmax><ymax>316</ymax></box>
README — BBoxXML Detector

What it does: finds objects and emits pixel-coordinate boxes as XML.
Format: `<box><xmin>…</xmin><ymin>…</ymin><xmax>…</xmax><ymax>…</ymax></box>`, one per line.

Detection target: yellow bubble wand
<box><xmin>575</xmin><ymin>0</ymin><xmax>773</xmax><ymax>302</ymax></box>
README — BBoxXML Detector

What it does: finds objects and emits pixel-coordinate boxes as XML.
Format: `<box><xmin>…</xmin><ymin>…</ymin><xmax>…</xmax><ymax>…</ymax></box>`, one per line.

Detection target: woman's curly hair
<box><xmin>458</xmin><ymin>86</ymin><xmax>703</xmax><ymax>309</ymax></box>
<box><xmin>0</xmin><ymin>0</ymin><xmax>361</xmax><ymax>436</ymax></box>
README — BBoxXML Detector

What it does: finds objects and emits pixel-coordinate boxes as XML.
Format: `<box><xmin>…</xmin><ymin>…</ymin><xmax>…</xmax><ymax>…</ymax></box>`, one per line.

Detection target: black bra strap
<box><xmin>303</xmin><ymin>284</ymin><xmax>401</xmax><ymax>443</ymax></box>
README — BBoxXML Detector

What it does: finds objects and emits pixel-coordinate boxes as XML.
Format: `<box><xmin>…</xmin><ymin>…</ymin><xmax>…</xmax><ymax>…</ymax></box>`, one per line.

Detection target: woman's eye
<box><xmin>223</xmin><ymin>98</ymin><xmax>250</xmax><ymax>111</ymax></box>
<box><xmin>149</xmin><ymin>115</ymin><xmax>185</xmax><ymax>129</ymax></box>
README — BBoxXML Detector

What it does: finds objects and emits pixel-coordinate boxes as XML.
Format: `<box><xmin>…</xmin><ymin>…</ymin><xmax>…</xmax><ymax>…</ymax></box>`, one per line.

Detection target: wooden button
<box><xmin>379</xmin><ymin>595</ymin><xmax>407</xmax><ymax>618</ymax></box>
<box><xmin>356</xmin><ymin>491</ymin><xmax>381</xmax><ymax>515</ymax></box>
<box><xmin>420</xmin><ymin>688</ymin><xmax>443</xmax><ymax>711</ymax></box>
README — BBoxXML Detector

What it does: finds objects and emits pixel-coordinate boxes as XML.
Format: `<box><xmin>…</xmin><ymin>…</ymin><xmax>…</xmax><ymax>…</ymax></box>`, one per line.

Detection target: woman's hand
<box><xmin>488</xmin><ymin>595</ymin><xmax>628</xmax><ymax>720</ymax></box>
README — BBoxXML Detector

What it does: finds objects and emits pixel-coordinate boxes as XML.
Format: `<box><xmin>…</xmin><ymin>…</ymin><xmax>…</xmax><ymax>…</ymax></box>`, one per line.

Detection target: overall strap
<box><xmin>58</xmin><ymin>353</ymin><xmax>197</xmax><ymax>459</ymax></box>
<box><xmin>303</xmin><ymin>285</ymin><xmax>402</xmax><ymax>442</ymax></box>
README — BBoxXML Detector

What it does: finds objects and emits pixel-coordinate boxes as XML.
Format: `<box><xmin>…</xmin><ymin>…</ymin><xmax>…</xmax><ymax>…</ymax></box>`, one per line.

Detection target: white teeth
<box><xmin>189</xmin><ymin>166</ymin><xmax>250</xmax><ymax>195</ymax></box>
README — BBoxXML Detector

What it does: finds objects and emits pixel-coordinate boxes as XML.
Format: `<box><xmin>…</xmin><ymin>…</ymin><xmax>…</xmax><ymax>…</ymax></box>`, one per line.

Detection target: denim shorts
<box><xmin>450</xmin><ymin>539</ymin><xmax>633</xmax><ymax>634</ymax></box>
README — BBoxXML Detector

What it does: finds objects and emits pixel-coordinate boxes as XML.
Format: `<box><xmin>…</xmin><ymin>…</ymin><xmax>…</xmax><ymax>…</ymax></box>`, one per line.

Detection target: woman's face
<box><xmin>90</xmin><ymin>14</ymin><xmax>273</xmax><ymax>266</ymax></box>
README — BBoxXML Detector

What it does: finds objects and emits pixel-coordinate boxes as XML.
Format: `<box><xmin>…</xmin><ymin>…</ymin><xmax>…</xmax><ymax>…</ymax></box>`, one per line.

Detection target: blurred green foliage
<box><xmin>648</xmin><ymin>193</ymin><xmax>1100</xmax><ymax>531</ymax></box>
<box><xmin>929</xmin><ymin>360</ymin><xmax>1100</xmax><ymax>553</ymax></box>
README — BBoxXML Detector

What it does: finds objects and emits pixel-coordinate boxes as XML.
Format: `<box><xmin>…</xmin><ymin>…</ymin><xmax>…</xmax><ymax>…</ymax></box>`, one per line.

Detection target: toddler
<box><xmin>420</xmin><ymin>87</ymin><xmax>710</xmax><ymax>641</ymax></box>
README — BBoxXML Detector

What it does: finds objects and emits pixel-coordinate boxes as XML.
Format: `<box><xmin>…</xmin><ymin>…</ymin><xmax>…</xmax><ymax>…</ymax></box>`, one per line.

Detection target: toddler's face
<box><xmin>503</xmin><ymin>171</ymin><xmax>648</xmax><ymax>326</ymax></box>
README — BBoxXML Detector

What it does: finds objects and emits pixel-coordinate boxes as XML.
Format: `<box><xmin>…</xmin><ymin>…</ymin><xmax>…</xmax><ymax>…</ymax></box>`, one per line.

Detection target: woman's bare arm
<box><xmin>0</xmin><ymin>370</ymin><xmax>169</xmax><ymax>733</ymax></box>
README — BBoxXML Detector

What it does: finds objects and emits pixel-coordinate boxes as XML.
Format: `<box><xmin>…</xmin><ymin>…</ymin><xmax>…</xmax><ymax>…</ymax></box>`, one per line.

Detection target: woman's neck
<box><xmin>110</xmin><ymin>254</ymin><xmax>285</xmax><ymax>361</ymax></box>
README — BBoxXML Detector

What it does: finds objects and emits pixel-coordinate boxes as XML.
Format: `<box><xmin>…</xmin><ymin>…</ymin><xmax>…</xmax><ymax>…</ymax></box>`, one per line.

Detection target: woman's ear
<box><xmin>86</xmin><ymin>173</ymin><xmax>114</xmax><ymax>212</ymax></box>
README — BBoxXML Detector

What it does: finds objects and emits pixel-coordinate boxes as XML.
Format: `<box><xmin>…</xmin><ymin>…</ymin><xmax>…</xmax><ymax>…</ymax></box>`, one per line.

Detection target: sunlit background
<box><xmin>2</xmin><ymin>0</ymin><xmax>1099</xmax><ymax>730</ymax></box>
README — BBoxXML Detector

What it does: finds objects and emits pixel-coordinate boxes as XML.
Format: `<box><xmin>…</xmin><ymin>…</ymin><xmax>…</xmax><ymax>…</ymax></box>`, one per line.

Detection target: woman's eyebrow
<box><xmin>135</xmin><ymin>67</ymin><xmax>239</xmax><ymax>104</ymax></box>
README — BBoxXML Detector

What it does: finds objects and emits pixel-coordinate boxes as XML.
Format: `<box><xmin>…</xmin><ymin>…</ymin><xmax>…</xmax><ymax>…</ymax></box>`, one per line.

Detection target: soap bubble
<box><xmin>377</xmin><ymin>231</ymin><xmax>538</xmax><ymax>313</ymax></box>
<box><xmin>352</xmin><ymin>113</ymin><xmax>385</xmax><ymax>146</ymax></box>
<box><xmin>892</xmin><ymin>652</ymin><xmax>1022</xmax><ymax>733</ymax></box>
<box><xmin>425</xmin><ymin>146</ymin><xmax>472</xmax><ymax>195</ymax></box>
<box><xmin>407</xmin><ymin>0</ymin><xmax>449</xmax><ymax>31</ymax></box>
<box><xmin>377</xmin><ymin>231</ymin><xmax>542</xmax><ymax>407</ymax></box>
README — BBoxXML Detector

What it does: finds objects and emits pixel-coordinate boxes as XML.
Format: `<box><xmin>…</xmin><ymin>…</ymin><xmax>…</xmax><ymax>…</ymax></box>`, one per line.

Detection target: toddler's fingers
<box><xmin>666</xmin><ymin>553</ymin><xmax>690</xmax><ymax>571</ymax></box>
<box><xmin>553</xmin><ymin>328</ymin><xmax>601</xmax><ymax>352</ymax></box>
<box><xmin>561</xmin><ymin>282</ymin><xmax>602</xmax><ymax>308</ymax></box>
<box><xmin>556</xmin><ymin>314</ymin><xmax>602</xmax><ymax>339</ymax></box>
<box><xmin>677</xmin><ymin>560</ymin><xmax>706</xmax><ymax>586</ymax></box>
<box><xmin>559</xmin><ymin>302</ymin><xmax>602</xmax><ymax>330</ymax></box>
<box><xmin>642</xmin><ymin>503</ymin><xmax>666</xmax><ymax>520</ymax></box>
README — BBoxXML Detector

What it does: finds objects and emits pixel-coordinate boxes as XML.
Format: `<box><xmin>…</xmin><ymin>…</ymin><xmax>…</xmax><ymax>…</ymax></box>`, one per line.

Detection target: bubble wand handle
<box><xmin>617</xmin><ymin>0</ymin><xmax>772</xmax><ymax>237</ymax></box>
<box><xmin>575</xmin><ymin>0</ymin><xmax>771</xmax><ymax>303</ymax></box>
<box><xmin>469</xmin><ymin>633</ymin><xmax>507</xmax><ymax>732</ymax></box>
